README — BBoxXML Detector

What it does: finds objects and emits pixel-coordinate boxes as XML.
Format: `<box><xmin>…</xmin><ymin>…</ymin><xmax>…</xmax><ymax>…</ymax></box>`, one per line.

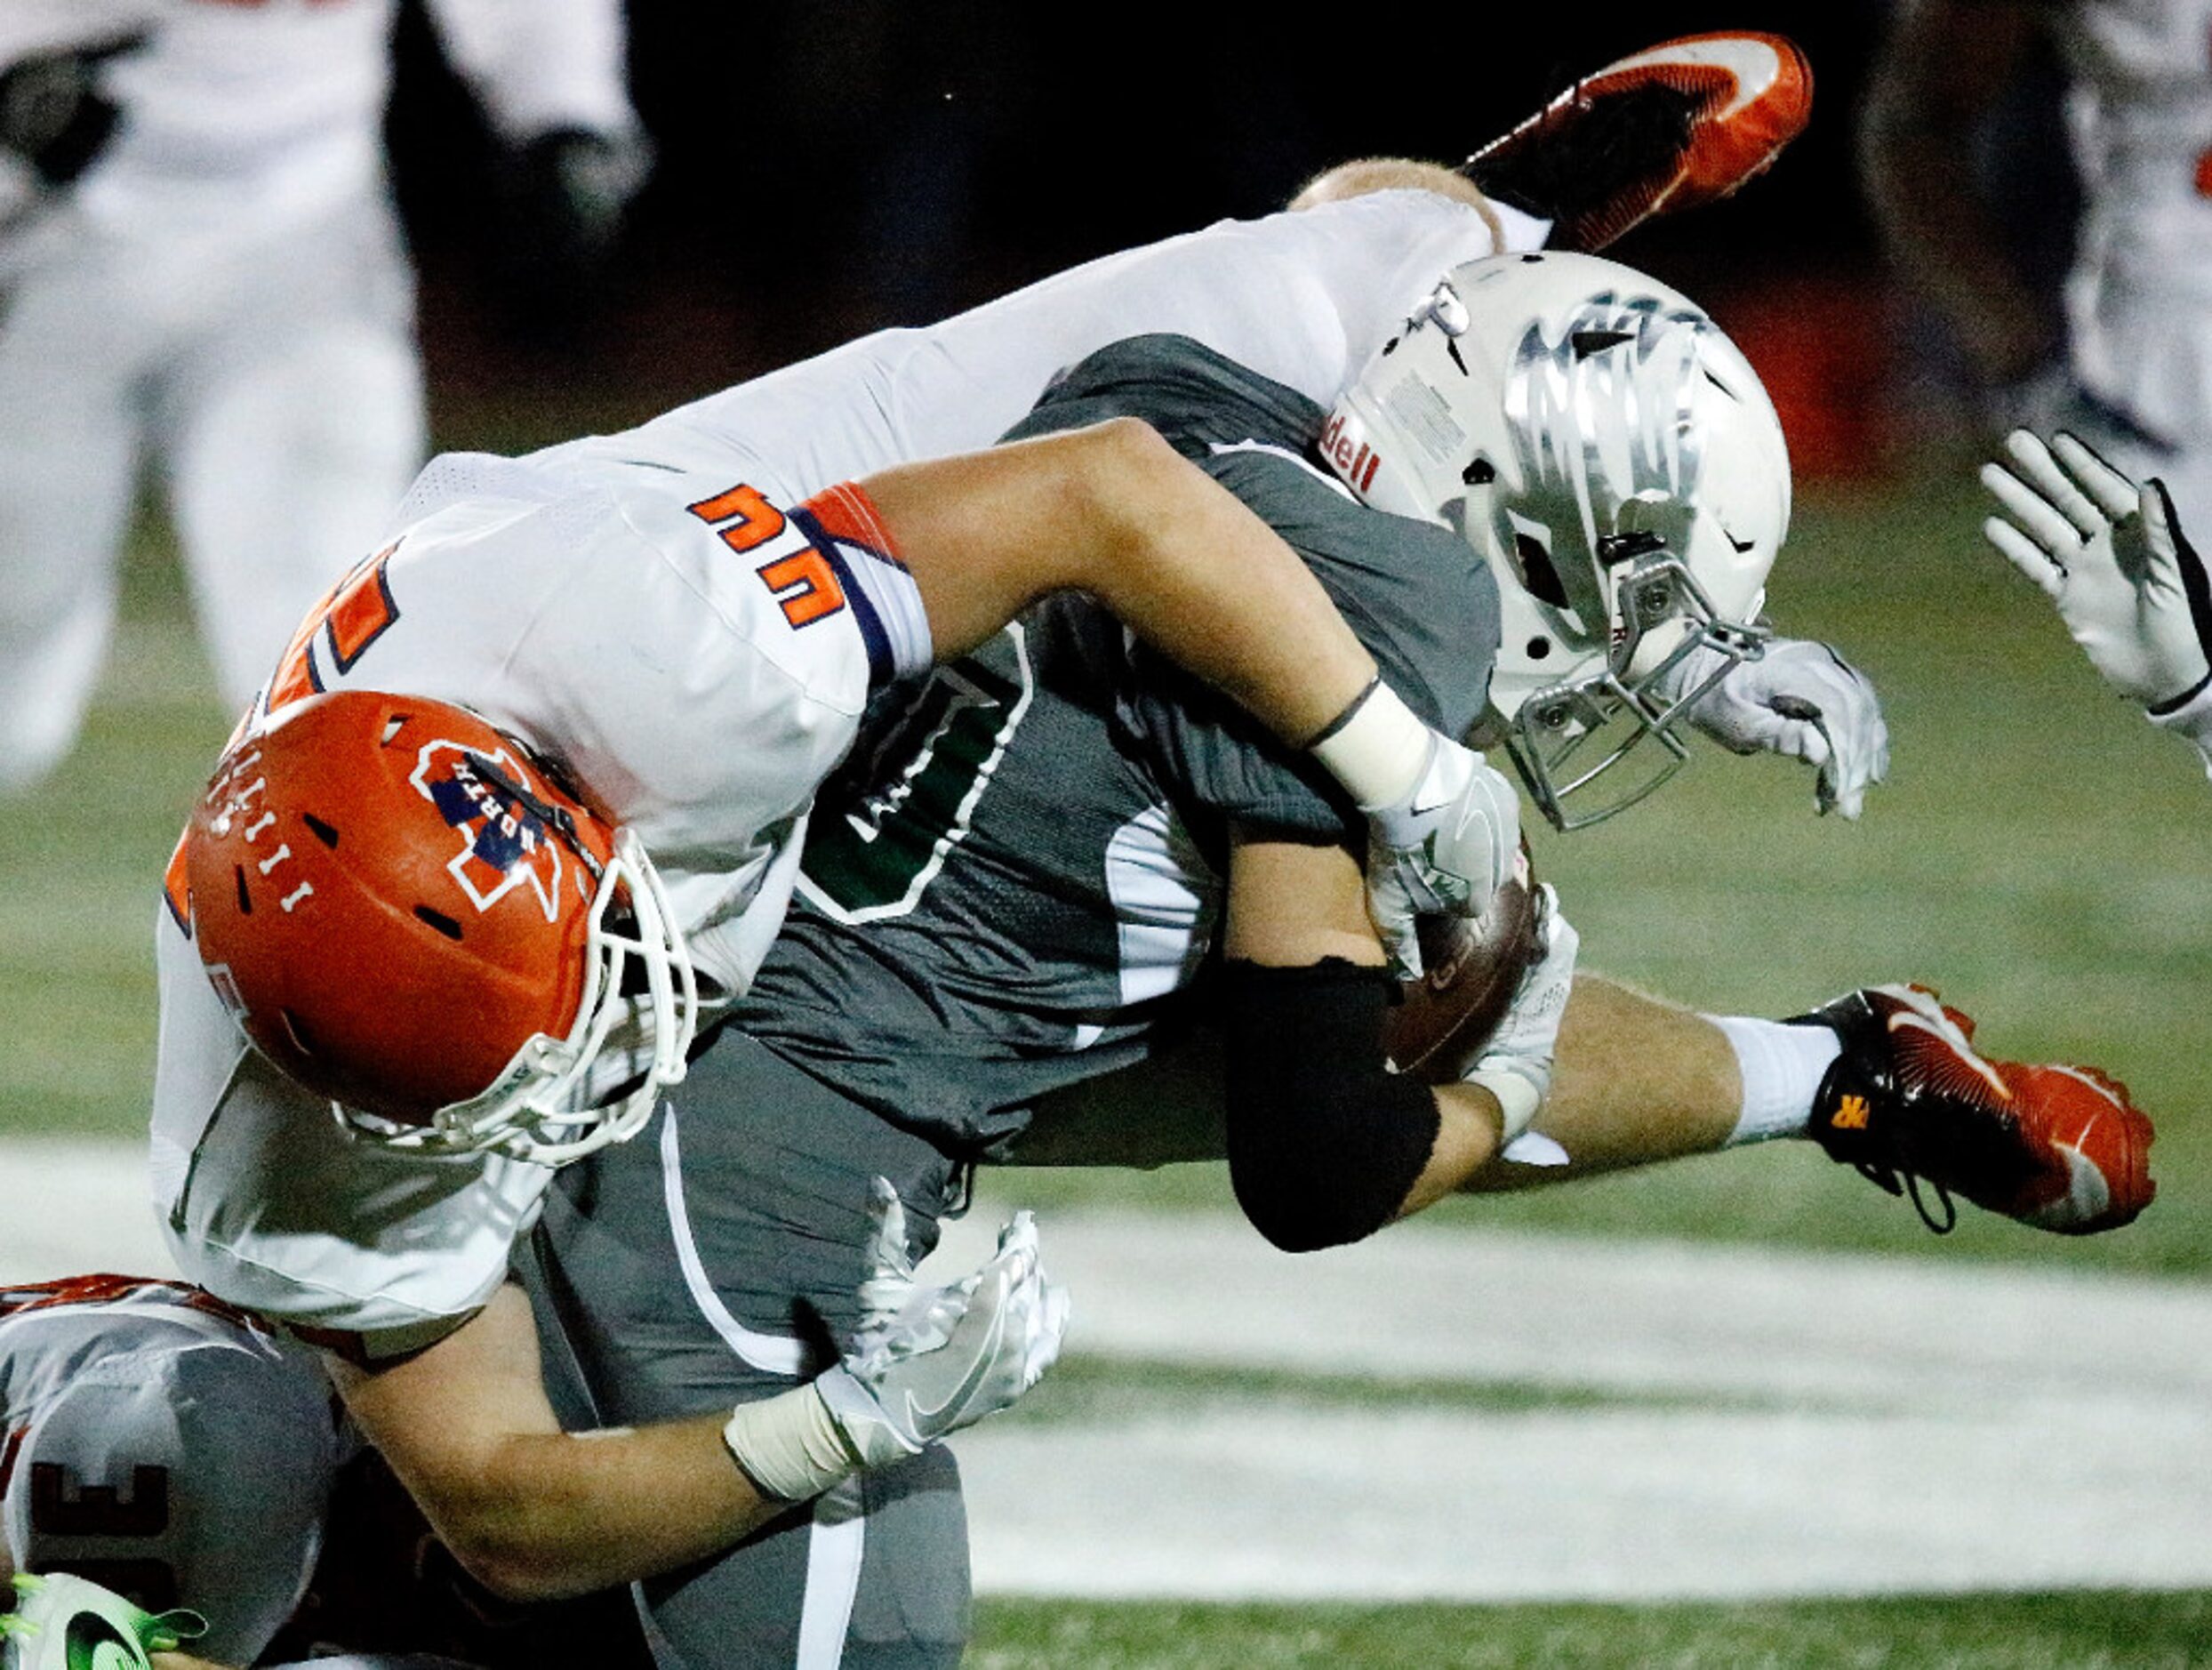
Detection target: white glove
<box><xmin>1982</xmin><ymin>430</ymin><xmax>2212</xmax><ymax>730</ymax></box>
<box><xmin>1305</xmin><ymin>681</ymin><xmax>1520</xmax><ymax>981</ymax></box>
<box><xmin>1669</xmin><ymin>638</ymin><xmax>1889</xmax><ymax>818</ymax></box>
<box><xmin>1461</xmin><ymin>883</ymin><xmax>1578</xmax><ymax>1145</ymax></box>
<box><xmin>820</xmin><ymin>1179</ymin><xmax>1069</xmax><ymax>1466</ymax></box>
<box><xmin>1359</xmin><ymin>733</ymin><xmax>1520</xmax><ymax>983</ymax></box>
<box><xmin>723</xmin><ymin>1178</ymin><xmax>1070</xmax><ymax>1498</ymax></box>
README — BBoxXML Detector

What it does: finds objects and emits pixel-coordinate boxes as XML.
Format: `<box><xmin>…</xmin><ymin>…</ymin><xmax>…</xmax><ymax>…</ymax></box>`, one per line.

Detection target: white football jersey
<box><xmin>154</xmin><ymin>449</ymin><xmax>931</xmax><ymax>1354</ymax></box>
<box><xmin>0</xmin><ymin>1275</ymin><xmax>340</xmax><ymax>1665</ymax></box>
<box><xmin>152</xmin><ymin>186</ymin><xmax>1532</xmax><ymax>1354</ymax></box>
<box><xmin>2053</xmin><ymin>0</ymin><xmax>2212</xmax><ymax>438</ymax></box>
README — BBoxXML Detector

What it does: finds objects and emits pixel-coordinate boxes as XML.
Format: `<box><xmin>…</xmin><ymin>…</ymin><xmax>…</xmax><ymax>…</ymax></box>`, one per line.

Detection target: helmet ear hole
<box><xmin>1512</xmin><ymin>533</ymin><xmax>1571</xmax><ymax>609</ymax></box>
<box><xmin>1525</xmin><ymin>637</ymin><xmax>1552</xmax><ymax>662</ymax></box>
<box><xmin>413</xmin><ymin>906</ymin><xmax>464</xmax><ymax>941</ymax></box>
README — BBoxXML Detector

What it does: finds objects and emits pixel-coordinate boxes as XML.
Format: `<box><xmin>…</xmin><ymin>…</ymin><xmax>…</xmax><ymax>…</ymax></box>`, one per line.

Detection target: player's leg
<box><xmin>162</xmin><ymin>194</ymin><xmax>424</xmax><ymax>710</ymax></box>
<box><xmin>1465</xmin><ymin>976</ymin><xmax>2154</xmax><ymax>1235</ymax></box>
<box><xmin>0</xmin><ymin>233</ymin><xmax>142</xmax><ymax>791</ymax></box>
<box><xmin>1463</xmin><ymin>973</ymin><xmax>1741</xmax><ymax>1186</ymax></box>
<box><xmin>533</xmin><ymin>1024</ymin><xmax>973</xmax><ymax>1670</ymax></box>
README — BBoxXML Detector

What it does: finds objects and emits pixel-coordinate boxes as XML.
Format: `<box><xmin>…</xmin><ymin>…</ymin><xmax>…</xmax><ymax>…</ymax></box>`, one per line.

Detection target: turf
<box><xmin>969</xmin><ymin>1590</ymin><xmax>2212</xmax><ymax>1668</ymax></box>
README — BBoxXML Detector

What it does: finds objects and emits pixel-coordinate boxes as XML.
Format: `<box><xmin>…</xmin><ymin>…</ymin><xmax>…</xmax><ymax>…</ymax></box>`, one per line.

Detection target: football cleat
<box><xmin>1464</xmin><ymin>32</ymin><xmax>1813</xmax><ymax>253</ymax></box>
<box><xmin>1791</xmin><ymin>984</ymin><xmax>2156</xmax><ymax>1235</ymax></box>
<box><xmin>1</xmin><ymin>1572</ymin><xmax>205</xmax><ymax>1670</ymax></box>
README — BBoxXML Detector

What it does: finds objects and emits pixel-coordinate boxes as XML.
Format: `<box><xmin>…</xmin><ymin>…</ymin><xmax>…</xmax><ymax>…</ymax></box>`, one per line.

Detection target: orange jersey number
<box><xmin>687</xmin><ymin>483</ymin><xmax>848</xmax><ymax>630</ymax></box>
<box><xmin>266</xmin><ymin>542</ymin><xmax>402</xmax><ymax>716</ymax></box>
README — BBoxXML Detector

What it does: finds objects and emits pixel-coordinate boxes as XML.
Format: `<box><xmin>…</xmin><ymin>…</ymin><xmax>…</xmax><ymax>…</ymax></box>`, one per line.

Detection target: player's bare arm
<box><xmin>862</xmin><ymin>420</ymin><xmax>1524</xmax><ymax>956</ymax></box>
<box><xmin>326</xmin><ymin>1284</ymin><xmax>773</xmax><ymax>1602</ymax></box>
<box><xmin>862</xmin><ymin>418</ymin><xmax>1385</xmax><ymax>748</ymax></box>
<box><xmin>1862</xmin><ymin>0</ymin><xmax>2054</xmax><ymax>387</ymax></box>
<box><xmin>330</xmin><ymin>1192</ymin><xmax>1066</xmax><ymax>1604</ymax></box>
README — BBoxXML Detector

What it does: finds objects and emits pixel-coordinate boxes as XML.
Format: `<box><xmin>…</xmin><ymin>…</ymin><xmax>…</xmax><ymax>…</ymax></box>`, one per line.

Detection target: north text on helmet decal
<box><xmin>409</xmin><ymin>741</ymin><xmax>565</xmax><ymax>921</ymax></box>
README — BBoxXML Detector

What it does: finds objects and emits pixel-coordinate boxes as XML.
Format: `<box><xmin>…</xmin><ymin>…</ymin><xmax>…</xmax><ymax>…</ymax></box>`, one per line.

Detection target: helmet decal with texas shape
<box><xmin>182</xmin><ymin>690</ymin><xmax>696</xmax><ymax>1165</ymax></box>
<box><xmin>410</xmin><ymin>738</ymin><xmax>590</xmax><ymax>921</ymax></box>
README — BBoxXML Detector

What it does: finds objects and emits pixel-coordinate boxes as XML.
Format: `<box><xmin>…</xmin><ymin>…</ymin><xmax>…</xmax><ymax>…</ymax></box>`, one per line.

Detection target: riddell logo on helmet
<box><xmin>409</xmin><ymin>741</ymin><xmax>565</xmax><ymax>921</ymax></box>
<box><xmin>1318</xmin><ymin>411</ymin><xmax>1382</xmax><ymax>495</ymax></box>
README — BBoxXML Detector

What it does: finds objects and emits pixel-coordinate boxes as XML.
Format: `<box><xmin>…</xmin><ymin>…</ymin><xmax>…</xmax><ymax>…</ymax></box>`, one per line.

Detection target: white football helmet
<box><xmin>1318</xmin><ymin>250</ymin><xmax>1791</xmax><ymax>828</ymax></box>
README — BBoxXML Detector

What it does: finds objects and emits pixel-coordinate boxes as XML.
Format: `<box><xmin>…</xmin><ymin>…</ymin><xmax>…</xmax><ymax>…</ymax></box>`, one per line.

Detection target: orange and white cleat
<box><xmin>1790</xmin><ymin>984</ymin><xmax>2157</xmax><ymax>1235</ymax></box>
<box><xmin>1464</xmin><ymin>32</ymin><xmax>1814</xmax><ymax>253</ymax></box>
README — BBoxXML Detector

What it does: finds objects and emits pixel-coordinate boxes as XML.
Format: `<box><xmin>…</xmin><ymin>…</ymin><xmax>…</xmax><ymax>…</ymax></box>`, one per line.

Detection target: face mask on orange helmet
<box><xmin>1319</xmin><ymin>250</ymin><xmax>1791</xmax><ymax>829</ymax></box>
<box><xmin>182</xmin><ymin>690</ymin><xmax>697</xmax><ymax>1165</ymax></box>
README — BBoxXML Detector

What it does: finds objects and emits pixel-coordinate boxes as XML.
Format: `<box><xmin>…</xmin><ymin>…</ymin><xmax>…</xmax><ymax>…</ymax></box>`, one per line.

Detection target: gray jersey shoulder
<box><xmin>736</xmin><ymin>334</ymin><xmax>1497</xmax><ymax>1151</ymax></box>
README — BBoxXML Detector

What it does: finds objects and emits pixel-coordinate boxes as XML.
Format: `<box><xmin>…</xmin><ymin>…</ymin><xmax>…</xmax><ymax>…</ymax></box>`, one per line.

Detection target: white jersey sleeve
<box><xmin>544</xmin><ymin>188</ymin><xmax>1540</xmax><ymax>505</ymax></box>
<box><xmin>0</xmin><ymin>1</ymin><xmax>163</xmax><ymax>64</ymax></box>
<box><xmin>309</xmin><ymin>450</ymin><xmax>919</xmax><ymax>995</ymax></box>
<box><xmin>0</xmin><ymin>1275</ymin><xmax>340</xmax><ymax>1665</ymax></box>
<box><xmin>151</xmin><ymin>904</ymin><xmax>554</xmax><ymax>1361</ymax></box>
<box><xmin>420</xmin><ymin>0</ymin><xmax>638</xmax><ymax>143</ymax></box>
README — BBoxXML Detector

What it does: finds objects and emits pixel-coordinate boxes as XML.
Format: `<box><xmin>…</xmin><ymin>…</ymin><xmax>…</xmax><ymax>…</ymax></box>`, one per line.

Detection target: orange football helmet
<box><xmin>182</xmin><ymin>690</ymin><xmax>696</xmax><ymax>1164</ymax></box>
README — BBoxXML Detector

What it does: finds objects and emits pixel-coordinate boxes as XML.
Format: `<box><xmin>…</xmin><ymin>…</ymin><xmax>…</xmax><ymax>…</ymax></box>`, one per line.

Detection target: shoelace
<box><xmin>1852</xmin><ymin>1159</ymin><xmax>1960</xmax><ymax>1234</ymax></box>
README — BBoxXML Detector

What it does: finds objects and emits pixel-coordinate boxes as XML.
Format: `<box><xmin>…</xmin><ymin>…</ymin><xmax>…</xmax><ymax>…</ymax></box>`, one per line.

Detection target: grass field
<box><xmin>2</xmin><ymin>471</ymin><xmax>2207</xmax><ymax>1666</ymax></box>
<box><xmin>968</xmin><ymin>1591</ymin><xmax>2212</xmax><ymax>1668</ymax></box>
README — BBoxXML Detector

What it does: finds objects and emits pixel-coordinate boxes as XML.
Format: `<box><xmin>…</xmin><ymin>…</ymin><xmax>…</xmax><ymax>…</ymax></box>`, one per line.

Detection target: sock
<box><xmin>1706</xmin><ymin>1014</ymin><xmax>1841</xmax><ymax>1146</ymax></box>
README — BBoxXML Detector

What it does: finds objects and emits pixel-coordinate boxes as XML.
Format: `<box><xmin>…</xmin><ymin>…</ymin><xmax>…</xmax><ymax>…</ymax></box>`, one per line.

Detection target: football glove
<box><xmin>1459</xmin><ymin>882</ymin><xmax>1577</xmax><ymax>1146</ymax></box>
<box><xmin>1361</xmin><ymin>735</ymin><xmax>1522</xmax><ymax>984</ymax></box>
<box><xmin>723</xmin><ymin>1179</ymin><xmax>1069</xmax><ymax>1500</ymax></box>
<box><xmin>0</xmin><ymin>33</ymin><xmax>147</xmax><ymax>189</ymax></box>
<box><xmin>1306</xmin><ymin>681</ymin><xmax>1522</xmax><ymax>981</ymax></box>
<box><xmin>2</xmin><ymin>1571</ymin><xmax>206</xmax><ymax>1670</ymax></box>
<box><xmin>1791</xmin><ymin>984</ymin><xmax>2156</xmax><ymax>1235</ymax></box>
<box><xmin>1665</xmin><ymin>637</ymin><xmax>1889</xmax><ymax>818</ymax></box>
<box><xmin>1982</xmin><ymin>430</ymin><xmax>2212</xmax><ymax>729</ymax></box>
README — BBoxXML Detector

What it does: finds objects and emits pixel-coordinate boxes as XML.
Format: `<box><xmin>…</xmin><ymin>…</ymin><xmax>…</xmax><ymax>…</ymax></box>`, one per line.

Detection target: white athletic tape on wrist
<box><xmin>1465</xmin><ymin>1068</ymin><xmax>1542</xmax><ymax>1145</ymax></box>
<box><xmin>721</xmin><ymin>1384</ymin><xmax>861</xmax><ymax>1503</ymax></box>
<box><xmin>1309</xmin><ymin>681</ymin><xmax>1433</xmax><ymax>811</ymax></box>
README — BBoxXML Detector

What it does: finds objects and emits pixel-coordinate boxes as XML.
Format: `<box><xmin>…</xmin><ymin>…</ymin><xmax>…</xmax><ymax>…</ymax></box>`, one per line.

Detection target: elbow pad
<box><xmin>1220</xmin><ymin>958</ymin><xmax>1439</xmax><ymax>1253</ymax></box>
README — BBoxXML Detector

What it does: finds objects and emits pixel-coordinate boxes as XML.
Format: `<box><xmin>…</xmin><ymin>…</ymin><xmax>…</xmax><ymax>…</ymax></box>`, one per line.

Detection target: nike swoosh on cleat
<box><xmin>2024</xmin><ymin>1143</ymin><xmax>2110</xmax><ymax>1229</ymax></box>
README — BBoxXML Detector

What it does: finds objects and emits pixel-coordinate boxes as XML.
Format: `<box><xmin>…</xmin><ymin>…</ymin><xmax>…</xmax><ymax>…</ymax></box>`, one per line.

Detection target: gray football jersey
<box><xmin>734</xmin><ymin>334</ymin><xmax>1497</xmax><ymax>1153</ymax></box>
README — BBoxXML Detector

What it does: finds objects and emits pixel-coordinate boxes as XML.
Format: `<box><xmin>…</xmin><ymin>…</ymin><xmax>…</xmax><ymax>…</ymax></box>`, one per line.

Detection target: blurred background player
<box><xmin>0</xmin><ymin>0</ymin><xmax>646</xmax><ymax>795</ymax></box>
<box><xmin>1864</xmin><ymin>0</ymin><xmax>2212</xmax><ymax>533</ymax></box>
<box><xmin>1983</xmin><ymin>424</ymin><xmax>2212</xmax><ymax>775</ymax></box>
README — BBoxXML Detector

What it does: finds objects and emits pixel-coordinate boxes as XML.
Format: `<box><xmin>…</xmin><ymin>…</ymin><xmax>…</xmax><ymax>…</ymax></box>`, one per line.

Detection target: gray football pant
<box><xmin>532</xmin><ymin>1024</ymin><xmax>970</xmax><ymax>1669</ymax></box>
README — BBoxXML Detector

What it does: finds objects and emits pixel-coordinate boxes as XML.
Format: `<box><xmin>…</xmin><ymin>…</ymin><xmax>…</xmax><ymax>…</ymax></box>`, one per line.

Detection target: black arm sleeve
<box><xmin>1220</xmin><ymin>958</ymin><xmax>1440</xmax><ymax>1254</ymax></box>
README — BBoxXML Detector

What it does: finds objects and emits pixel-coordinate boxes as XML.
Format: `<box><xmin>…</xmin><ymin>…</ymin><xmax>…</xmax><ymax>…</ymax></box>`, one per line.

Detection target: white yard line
<box><xmin>10</xmin><ymin>1144</ymin><xmax>2206</xmax><ymax>1602</ymax></box>
<box><xmin>0</xmin><ymin>1139</ymin><xmax>177</xmax><ymax>1283</ymax></box>
<box><xmin>935</xmin><ymin>1208</ymin><xmax>2212</xmax><ymax>1601</ymax></box>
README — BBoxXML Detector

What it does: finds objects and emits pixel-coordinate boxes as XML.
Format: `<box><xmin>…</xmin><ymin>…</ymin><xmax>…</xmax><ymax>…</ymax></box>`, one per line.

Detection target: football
<box><xmin>1384</xmin><ymin>843</ymin><xmax>1541</xmax><ymax>1083</ymax></box>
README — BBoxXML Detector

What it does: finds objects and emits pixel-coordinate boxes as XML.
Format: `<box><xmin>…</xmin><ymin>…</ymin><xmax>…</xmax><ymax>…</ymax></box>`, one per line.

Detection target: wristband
<box><xmin>721</xmin><ymin>1384</ymin><xmax>862</xmax><ymax>1503</ymax></box>
<box><xmin>1308</xmin><ymin>680</ymin><xmax>1434</xmax><ymax>811</ymax></box>
<box><xmin>1464</xmin><ymin>1067</ymin><xmax>1543</xmax><ymax>1144</ymax></box>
